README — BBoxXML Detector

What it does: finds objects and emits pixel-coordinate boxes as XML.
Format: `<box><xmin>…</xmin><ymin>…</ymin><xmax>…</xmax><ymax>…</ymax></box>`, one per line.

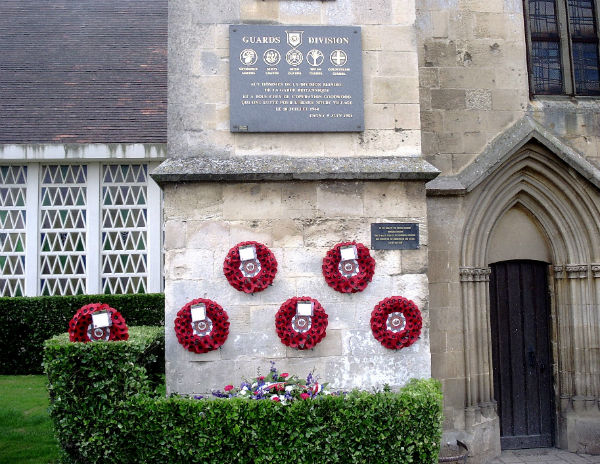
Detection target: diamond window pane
<box><xmin>531</xmin><ymin>41</ymin><xmax>564</xmax><ymax>93</ymax></box>
<box><xmin>40</xmin><ymin>165</ymin><xmax>87</xmax><ymax>296</ymax></box>
<box><xmin>0</xmin><ymin>166</ymin><xmax>27</xmax><ymax>297</ymax></box>
<box><xmin>101</xmin><ymin>164</ymin><xmax>148</xmax><ymax>294</ymax></box>
<box><xmin>572</xmin><ymin>42</ymin><xmax>600</xmax><ymax>94</ymax></box>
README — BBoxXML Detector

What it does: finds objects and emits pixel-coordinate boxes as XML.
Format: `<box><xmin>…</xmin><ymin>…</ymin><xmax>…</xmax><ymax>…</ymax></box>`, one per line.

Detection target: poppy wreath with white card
<box><xmin>370</xmin><ymin>296</ymin><xmax>422</xmax><ymax>350</ymax></box>
<box><xmin>275</xmin><ymin>297</ymin><xmax>328</xmax><ymax>350</ymax></box>
<box><xmin>322</xmin><ymin>241</ymin><xmax>375</xmax><ymax>293</ymax></box>
<box><xmin>174</xmin><ymin>298</ymin><xmax>230</xmax><ymax>354</ymax></box>
<box><xmin>223</xmin><ymin>241</ymin><xmax>278</xmax><ymax>293</ymax></box>
<box><xmin>68</xmin><ymin>303</ymin><xmax>129</xmax><ymax>343</ymax></box>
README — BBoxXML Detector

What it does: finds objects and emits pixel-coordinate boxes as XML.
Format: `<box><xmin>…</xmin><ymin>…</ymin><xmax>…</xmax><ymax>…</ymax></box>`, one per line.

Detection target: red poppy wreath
<box><xmin>223</xmin><ymin>241</ymin><xmax>278</xmax><ymax>293</ymax></box>
<box><xmin>275</xmin><ymin>297</ymin><xmax>328</xmax><ymax>350</ymax></box>
<box><xmin>370</xmin><ymin>296</ymin><xmax>422</xmax><ymax>350</ymax></box>
<box><xmin>174</xmin><ymin>298</ymin><xmax>230</xmax><ymax>354</ymax></box>
<box><xmin>322</xmin><ymin>241</ymin><xmax>375</xmax><ymax>293</ymax></box>
<box><xmin>68</xmin><ymin>303</ymin><xmax>129</xmax><ymax>343</ymax></box>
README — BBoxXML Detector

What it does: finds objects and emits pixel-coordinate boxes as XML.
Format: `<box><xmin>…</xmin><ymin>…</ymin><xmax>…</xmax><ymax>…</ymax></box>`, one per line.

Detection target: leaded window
<box><xmin>40</xmin><ymin>165</ymin><xmax>88</xmax><ymax>295</ymax></box>
<box><xmin>0</xmin><ymin>166</ymin><xmax>27</xmax><ymax>297</ymax></box>
<box><xmin>101</xmin><ymin>164</ymin><xmax>148</xmax><ymax>294</ymax></box>
<box><xmin>525</xmin><ymin>0</ymin><xmax>600</xmax><ymax>95</ymax></box>
<box><xmin>0</xmin><ymin>162</ymin><xmax>161</xmax><ymax>297</ymax></box>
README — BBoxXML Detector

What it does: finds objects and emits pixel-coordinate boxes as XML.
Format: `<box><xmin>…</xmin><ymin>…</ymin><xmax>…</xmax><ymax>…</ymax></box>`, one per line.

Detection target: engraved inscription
<box><xmin>371</xmin><ymin>223</ymin><xmax>420</xmax><ymax>250</ymax></box>
<box><xmin>230</xmin><ymin>25</ymin><xmax>364</xmax><ymax>132</ymax></box>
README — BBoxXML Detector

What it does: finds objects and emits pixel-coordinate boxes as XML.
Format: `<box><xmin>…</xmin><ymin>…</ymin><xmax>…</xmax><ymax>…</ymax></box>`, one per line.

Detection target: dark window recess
<box><xmin>526</xmin><ymin>0</ymin><xmax>600</xmax><ymax>95</ymax></box>
<box><xmin>568</xmin><ymin>0</ymin><xmax>600</xmax><ymax>93</ymax></box>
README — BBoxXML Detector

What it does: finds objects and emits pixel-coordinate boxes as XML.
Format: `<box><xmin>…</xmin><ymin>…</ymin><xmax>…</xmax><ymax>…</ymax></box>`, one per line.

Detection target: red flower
<box><xmin>300</xmin><ymin>393</ymin><xmax>310</xmax><ymax>400</ymax></box>
<box><xmin>271</xmin><ymin>396</ymin><xmax>281</xmax><ymax>402</ymax></box>
<box><xmin>258</xmin><ymin>376</ymin><xmax>265</xmax><ymax>381</ymax></box>
<box><xmin>280</xmin><ymin>373</ymin><xmax>289</xmax><ymax>378</ymax></box>
<box><xmin>224</xmin><ymin>385</ymin><xmax>234</xmax><ymax>392</ymax></box>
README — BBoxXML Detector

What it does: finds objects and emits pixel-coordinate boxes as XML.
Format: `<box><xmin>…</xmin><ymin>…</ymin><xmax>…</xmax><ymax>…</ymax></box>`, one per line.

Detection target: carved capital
<box><xmin>553</xmin><ymin>265</ymin><xmax>565</xmax><ymax>279</ymax></box>
<box><xmin>566</xmin><ymin>264</ymin><xmax>588</xmax><ymax>279</ymax></box>
<box><xmin>592</xmin><ymin>264</ymin><xmax>600</xmax><ymax>278</ymax></box>
<box><xmin>460</xmin><ymin>267</ymin><xmax>491</xmax><ymax>282</ymax></box>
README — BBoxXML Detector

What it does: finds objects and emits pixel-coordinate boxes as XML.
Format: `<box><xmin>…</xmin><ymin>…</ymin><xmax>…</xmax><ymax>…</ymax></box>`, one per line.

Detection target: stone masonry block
<box><xmin>250</xmin><ymin>305</ymin><xmax>278</xmax><ymax>333</ymax></box>
<box><xmin>392</xmin><ymin>0</ymin><xmax>416</xmax><ymax>26</ymax></box>
<box><xmin>163</xmin><ymin>183</ymin><xmax>224</xmax><ymax>221</ymax></box>
<box><xmin>466</xmin><ymin>89</ymin><xmax>492</xmax><ymax>110</ymax></box>
<box><xmin>165</xmin><ymin>249</ymin><xmax>214</xmax><ymax>280</ymax></box>
<box><xmin>186</xmin><ymin>220</ymin><xmax>231</xmax><ymax>250</ymax></box>
<box><xmin>285</xmin><ymin>330</ymin><xmax>343</xmax><ymax>358</ymax></box>
<box><xmin>325</xmin><ymin>302</ymin><xmax>358</xmax><ymax>330</ymax></box>
<box><xmin>240</xmin><ymin>0</ymin><xmax>279</xmax><ymax>22</ymax></box>
<box><xmin>165</xmin><ymin>220</ymin><xmax>187</xmax><ymax>249</ymax></box>
<box><xmin>378</xmin><ymin>52</ymin><xmax>418</xmax><ymax>77</ymax></box>
<box><xmin>255</xmin><ymin>277</ymin><xmax>298</xmax><ymax>305</ymax></box>
<box><xmin>363</xmin><ymin>182</ymin><xmax>425</xmax><ymax>217</ymax></box>
<box><xmin>316</xmin><ymin>182</ymin><xmax>365</xmax><ymax>218</ymax></box>
<box><xmin>364</xmin><ymin>104</ymin><xmax>396</xmax><ymax>130</ymax></box>
<box><xmin>431</xmin><ymin>10</ymin><xmax>449</xmax><ymax>38</ymax></box>
<box><xmin>431</xmin><ymin>89</ymin><xmax>466</xmax><ymax>110</ymax></box>
<box><xmin>165</xmin><ymin>280</ymin><xmax>203</xmax><ymax>319</ymax></box>
<box><xmin>220</xmin><ymin>331</ymin><xmax>286</xmax><ymax>360</ymax></box>
<box><xmin>353</xmin><ymin>0</ymin><xmax>393</xmax><ymax>25</ymax></box>
<box><xmin>401</xmin><ymin>247</ymin><xmax>428</xmax><ymax>274</ymax></box>
<box><xmin>271</xmin><ymin>219</ymin><xmax>304</xmax><ymax>248</ymax></box>
<box><xmin>372</xmin><ymin>77</ymin><xmax>420</xmax><ymax>104</ymax></box>
<box><xmin>394</xmin><ymin>104</ymin><xmax>421</xmax><ymax>130</ymax></box>
<box><xmin>392</xmin><ymin>273</ymin><xmax>429</xmax><ymax>310</ymax></box>
<box><xmin>223</xmin><ymin>184</ymin><xmax>283</xmax><ymax>221</ymax></box>
<box><xmin>357</xmin><ymin>129</ymin><xmax>421</xmax><ymax>154</ymax></box>
<box><xmin>302</xmin><ymin>218</ymin><xmax>370</xmax><ymax>248</ymax></box>
<box><xmin>279</xmin><ymin>0</ymin><xmax>321</xmax><ymax>24</ymax></box>
<box><xmin>363</xmin><ymin>26</ymin><xmax>415</xmax><ymax>52</ymax></box>
<box><xmin>228</xmin><ymin>220</ymin><xmax>274</xmax><ymax>248</ymax></box>
<box><xmin>281</xmin><ymin>247</ymin><xmax>327</xmax><ymax>277</ymax></box>
<box><xmin>324</xmin><ymin>0</ymin><xmax>354</xmax><ymax>25</ymax></box>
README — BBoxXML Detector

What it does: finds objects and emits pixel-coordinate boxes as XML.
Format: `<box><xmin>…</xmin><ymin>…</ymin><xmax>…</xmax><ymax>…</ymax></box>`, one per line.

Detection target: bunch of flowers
<box><xmin>322</xmin><ymin>241</ymin><xmax>376</xmax><ymax>293</ymax></box>
<box><xmin>275</xmin><ymin>296</ymin><xmax>328</xmax><ymax>350</ymax></box>
<box><xmin>205</xmin><ymin>362</ymin><xmax>334</xmax><ymax>404</ymax></box>
<box><xmin>68</xmin><ymin>303</ymin><xmax>129</xmax><ymax>343</ymax></box>
<box><xmin>223</xmin><ymin>241</ymin><xmax>278</xmax><ymax>293</ymax></box>
<box><xmin>370</xmin><ymin>296</ymin><xmax>422</xmax><ymax>350</ymax></box>
<box><xmin>174</xmin><ymin>298</ymin><xmax>230</xmax><ymax>354</ymax></box>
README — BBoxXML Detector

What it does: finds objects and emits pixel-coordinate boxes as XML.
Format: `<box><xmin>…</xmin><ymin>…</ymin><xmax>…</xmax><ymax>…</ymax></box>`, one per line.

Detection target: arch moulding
<box><xmin>428</xmin><ymin>116</ymin><xmax>600</xmax><ymax>455</ymax></box>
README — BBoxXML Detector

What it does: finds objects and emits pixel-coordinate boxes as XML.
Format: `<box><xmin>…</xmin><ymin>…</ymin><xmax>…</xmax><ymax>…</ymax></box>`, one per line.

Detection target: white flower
<box><xmin>285</xmin><ymin>385</ymin><xmax>294</xmax><ymax>392</ymax></box>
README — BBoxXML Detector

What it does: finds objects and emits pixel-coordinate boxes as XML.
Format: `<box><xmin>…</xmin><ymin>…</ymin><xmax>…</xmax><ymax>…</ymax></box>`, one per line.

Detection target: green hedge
<box><xmin>1</xmin><ymin>293</ymin><xmax>164</xmax><ymax>374</ymax></box>
<box><xmin>44</xmin><ymin>328</ymin><xmax>443</xmax><ymax>464</ymax></box>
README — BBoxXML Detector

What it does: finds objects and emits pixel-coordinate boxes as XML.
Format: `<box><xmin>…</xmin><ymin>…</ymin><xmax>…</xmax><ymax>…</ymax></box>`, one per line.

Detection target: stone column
<box><xmin>459</xmin><ymin>266</ymin><xmax>494</xmax><ymax>429</ymax></box>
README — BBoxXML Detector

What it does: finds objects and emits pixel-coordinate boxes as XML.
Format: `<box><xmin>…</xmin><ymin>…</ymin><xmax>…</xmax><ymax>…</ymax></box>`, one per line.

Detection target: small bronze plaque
<box><xmin>371</xmin><ymin>223</ymin><xmax>419</xmax><ymax>250</ymax></box>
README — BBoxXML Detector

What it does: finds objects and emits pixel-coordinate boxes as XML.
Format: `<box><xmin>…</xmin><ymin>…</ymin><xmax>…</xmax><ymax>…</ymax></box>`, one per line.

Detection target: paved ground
<box><xmin>487</xmin><ymin>449</ymin><xmax>600</xmax><ymax>464</ymax></box>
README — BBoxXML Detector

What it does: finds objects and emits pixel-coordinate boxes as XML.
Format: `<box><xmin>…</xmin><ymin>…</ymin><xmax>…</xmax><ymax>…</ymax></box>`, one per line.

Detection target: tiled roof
<box><xmin>0</xmin><ymin>0</ymin><xmax>167</xmax><ymax>144</ymax></box>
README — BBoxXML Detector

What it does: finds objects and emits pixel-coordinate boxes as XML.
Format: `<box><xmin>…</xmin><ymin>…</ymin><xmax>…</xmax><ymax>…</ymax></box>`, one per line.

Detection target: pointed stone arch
<box><xmin>434</xmin><ymin>117</ymin><xmax>600</xmax><ymax>453</ymax></box>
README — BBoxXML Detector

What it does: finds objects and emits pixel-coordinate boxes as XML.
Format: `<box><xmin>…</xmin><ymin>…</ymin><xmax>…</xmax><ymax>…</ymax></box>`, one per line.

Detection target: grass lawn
<box><xmin>0</xmin><ymin>375</ymin><xmax>59</xmax><ymax>464</ymax></box>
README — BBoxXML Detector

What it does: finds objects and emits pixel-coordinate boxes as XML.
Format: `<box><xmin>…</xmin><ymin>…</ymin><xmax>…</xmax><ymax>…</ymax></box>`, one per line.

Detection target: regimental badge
<box><xmin>286</xmin><ymin>30</ymin><xmax>303</xmax><ymax>48</ymax></box>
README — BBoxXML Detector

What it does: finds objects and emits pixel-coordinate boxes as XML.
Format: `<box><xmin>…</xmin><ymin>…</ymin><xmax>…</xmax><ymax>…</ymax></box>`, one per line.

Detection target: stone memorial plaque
<box><xmin>229</xmin><ymin>25</ymin><xmax>364</xmax><ymax>132</ymax></box>
<box><xmin>371</xmin><ymin>223</ymin><xmax>420</xmax><ymax>250</ymax></box>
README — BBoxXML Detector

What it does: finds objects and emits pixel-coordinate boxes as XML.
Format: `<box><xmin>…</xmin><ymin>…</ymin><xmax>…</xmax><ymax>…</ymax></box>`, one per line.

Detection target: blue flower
<box><xmin>193</xmin><ymin>395</ymin><xmax>204</xmax><ymax>400</ymax></box>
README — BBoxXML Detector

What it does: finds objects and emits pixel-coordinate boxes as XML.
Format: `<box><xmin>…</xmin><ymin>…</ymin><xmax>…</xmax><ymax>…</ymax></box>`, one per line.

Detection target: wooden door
<box><xmin>489</xmin><ymin>260</ymin><xmax>554</xmax><ymax>449</ymax></box>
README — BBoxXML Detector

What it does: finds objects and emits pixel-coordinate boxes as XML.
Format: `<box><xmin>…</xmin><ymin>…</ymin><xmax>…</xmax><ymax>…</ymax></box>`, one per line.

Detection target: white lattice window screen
<box><xmin>39</xmin><ymin>165</ymin><xmax>87</xmax><ymax>295</ymax></box>
<box><xmin>0</xmin><ymin>166</ymin><xmax>27</xmax><ymax>297</ymax></box>
<box><xmin>101</xmin><ymin>164</ymin><xmax>148</xmax><ymax>294</ymax></box>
